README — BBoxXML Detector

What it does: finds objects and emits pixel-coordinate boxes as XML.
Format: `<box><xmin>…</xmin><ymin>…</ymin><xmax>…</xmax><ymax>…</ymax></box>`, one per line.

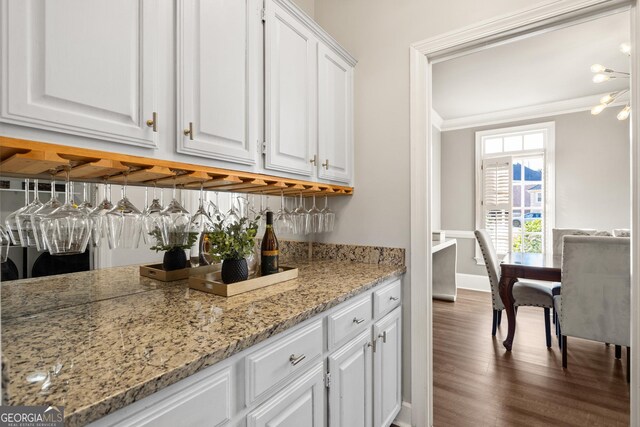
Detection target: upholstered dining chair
<box><xmin>475</xmin><ymin>229</ymin><xmax>558</xmax><ymax>347</ymax></box>
<box><xmin>554</xmin><ymin>236</ymin><xmax>630</xmax><ymax>381</ymax></box>
<box><xmin>552</xmin><ymin>228</ymin><xmax>597</xmax><ymax>256</ymax></box>
<box><xmin>613</xmin><ymin>228</ymin><xmax>630</xmax><ymax>238</ymax></box>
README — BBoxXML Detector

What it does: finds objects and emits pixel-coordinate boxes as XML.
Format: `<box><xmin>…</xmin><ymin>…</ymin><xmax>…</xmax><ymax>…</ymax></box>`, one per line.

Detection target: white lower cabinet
<box><xmin>373</xmin><ymin>308</ymin><xmax>402</xmax><ymax>427</ymax></box>
<box><xmin>88</xmin><ymin>278</ymin><xmax>402</xmax><ymax>427</ymax></box>
<box><xmin>327</xmin><ymin>331</ymin><xmax>372</xmax><ymax>427</ymax></box>
<box><xmin>327</xmin><ymin>306</ymin><xmax>402</xmax><ymax>427</ymax></box>
<box><xmin>88</xmin><ymin>366</ymin><xmax>231</xmax><ymax>427</ymax></box>
<box><xmin>247</xmin><ymin>363</ymin><xmax>325</xmax><ymax>427</ymax></box>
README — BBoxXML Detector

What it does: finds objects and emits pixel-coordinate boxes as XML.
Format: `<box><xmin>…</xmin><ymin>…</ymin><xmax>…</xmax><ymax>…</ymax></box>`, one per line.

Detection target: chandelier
<box><xmin>590</xmin><ymin>43</ymin><xmax>631</xmax><ymax>120</ymax></box>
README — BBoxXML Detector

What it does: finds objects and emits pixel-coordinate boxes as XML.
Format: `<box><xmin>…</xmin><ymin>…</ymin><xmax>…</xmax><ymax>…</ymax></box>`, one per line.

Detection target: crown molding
<box><xmin>273</xmin><ymin>0</ymin><xmax>357</xmax><ymax>66</ymax></box>
<box><xmin>439</xmin><ymin>92</ymin><xmax>630</xmax><ymax>131</ymax></box>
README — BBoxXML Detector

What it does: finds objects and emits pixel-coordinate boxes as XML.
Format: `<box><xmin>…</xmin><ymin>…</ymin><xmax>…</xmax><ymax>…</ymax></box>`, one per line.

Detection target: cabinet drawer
<box><xmin>373</xmin><ymin>279</ymin><xmax>401</xmax><ymax>318</ymax></box>
<box><xmin>247</xmin><ymin>363</ymin><xmax>325</xmax><ymax>427</ymax></box>
<box><xmin>327</xmin><ymin>295</ymin><xmax>372</xmax><ymax>349</ymax></box>
<box><xmin>89</xmin><ymin>366</ymin><xmax>231</xmax><ymax>427</ymax></box>
<box><xmin>246</xmin><ymin>320</ymin><xmax>323</xmax><ymax>404</ymax></box>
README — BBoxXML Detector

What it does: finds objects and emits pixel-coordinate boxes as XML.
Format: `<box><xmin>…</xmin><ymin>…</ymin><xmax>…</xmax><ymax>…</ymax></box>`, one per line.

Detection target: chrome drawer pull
<box><xmin>289</xmin><ymin>354</ymin><xmax>306</xmax><ymax>366</ymax></box>
<box><xmin>353</xmin><ymin>317</ymin><xmax>365</xmax><ymax>325</ymax></box>
<box><xmin>378</xmin><ymin>331</ymin><xmax>387</xmax><ymax>343</ymax></box>
<box><xmin>389</xmin><ymin>296</ymin><xmax>399</xmax><ymax>301</ymax></box>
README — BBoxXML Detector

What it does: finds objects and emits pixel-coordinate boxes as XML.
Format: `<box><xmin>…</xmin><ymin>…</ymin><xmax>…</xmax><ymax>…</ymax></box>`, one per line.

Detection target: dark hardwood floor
<box><xmin>434</xmin><ymin>289</ymin><xmax>630</xmax><ymax>426</ymax></box>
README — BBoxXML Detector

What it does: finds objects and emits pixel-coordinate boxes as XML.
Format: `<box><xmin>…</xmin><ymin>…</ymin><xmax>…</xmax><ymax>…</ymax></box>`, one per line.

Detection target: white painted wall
<box><xmin>314</xmin><ymin>0</ymin><xmax>541</xmax><ymax>406</ymax></box>
<box><xmin>441</xmin><ymin>108</ymin><xmax>631</xmax><ymax>274</ymax></box>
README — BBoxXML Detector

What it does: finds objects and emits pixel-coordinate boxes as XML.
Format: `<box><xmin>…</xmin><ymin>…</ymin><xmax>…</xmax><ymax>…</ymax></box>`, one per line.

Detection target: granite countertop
<box><xmin>1</xmin><ymin>259</ymin><xmax>405</xmax><ymax>426</ymax></box>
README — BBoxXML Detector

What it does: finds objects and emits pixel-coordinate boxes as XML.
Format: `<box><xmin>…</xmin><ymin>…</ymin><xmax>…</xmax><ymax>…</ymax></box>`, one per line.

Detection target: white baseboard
<box><xmin>394</xmin><ymin>401</ymin><xmax>412</xmax><ymax>427</ymax></box>
<box><xmin>457</xmin><ymin>273</ymin><xmax>490</xmax><ymax>292</ymax></box>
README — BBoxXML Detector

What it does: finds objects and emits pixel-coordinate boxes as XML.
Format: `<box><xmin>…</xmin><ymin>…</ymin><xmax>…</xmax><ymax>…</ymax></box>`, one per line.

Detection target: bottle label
<box><xmin>261</xmin><ymin>254</ymin><xmax>279</xmax><ymax>275</ymax></box>
<box><xmin>262</xmin><ymin>250</ymin><xmax>279</xmax><ymax>256</ymax></box>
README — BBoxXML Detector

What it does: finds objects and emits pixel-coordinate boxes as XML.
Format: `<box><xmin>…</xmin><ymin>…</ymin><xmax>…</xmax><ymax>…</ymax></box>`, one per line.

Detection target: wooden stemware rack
<box><xmin>0</xmin><ymin>137</ymin><xmax>353</xmax><ymax>197</ymax></box>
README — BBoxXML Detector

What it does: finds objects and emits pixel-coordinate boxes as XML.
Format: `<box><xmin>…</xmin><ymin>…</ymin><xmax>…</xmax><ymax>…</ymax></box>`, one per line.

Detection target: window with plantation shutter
<box><xmin>481</xmin><ymin>156</ymin><xmax>512</xmax><ymax>256</ymax></box>
<box><xmin>475</xmin><ymin>122</ymin><xmax>555</xmax><ymax>264</ymax></box>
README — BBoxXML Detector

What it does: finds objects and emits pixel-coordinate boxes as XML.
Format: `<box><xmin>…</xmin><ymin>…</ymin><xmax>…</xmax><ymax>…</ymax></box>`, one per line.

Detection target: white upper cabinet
<box><xmin>317</xmin><ymin>43</ymin><xmax>354</xmax><ymax>184</ymax></box>
<box><xmin>264</xmin><ymin>0</ymin><xmax>356</xmax><ymax>183</ymax></box>
<box><xmin>176</xmin><ymin>0</ymin><xmax>261</xmax><ymax>165</ymax></box>
<box><xmin>0</xmin><ymin>0</ymin><xmax>158</xmax><ymax>148</ymax></box>
<box><xmin>264</xmin><ymin>0</ymin><xmax>318</xmax><ymax>177</ymax></box>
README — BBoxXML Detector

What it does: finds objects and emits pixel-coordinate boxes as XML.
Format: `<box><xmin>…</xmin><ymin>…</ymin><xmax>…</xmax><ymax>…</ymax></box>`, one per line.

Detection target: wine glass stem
<box><xmin>64</xmin><ymin>168</ymin><xmax>71</xmax><ymax>205</ymax></box>
<box><xmin>324</xmin><ymin>195</ymin><xmax>328</xmax><ymax>209</ymax></box>
<box><xmin>32</xmin><ymin>179</ymin><xmax>39</xmax><ymax>202</ymax></box>
<box><xmin>83</xmin><ymin>182</ymin><xmax>89</xmax><ymax>205</ymax></box>
<box><xmin>23</xmin><ymin>178</ymin><xmax>30</xmax><ymax>206</ymax></box>
<box><xmin>199</xmin><ymin>183</ymin><xmax>204</xmax><ymax>209</ymax></box>
<box><xmin>123</xmin><ymin>173</ymin><xmax>128</xmax><ymax>199</ymax></box>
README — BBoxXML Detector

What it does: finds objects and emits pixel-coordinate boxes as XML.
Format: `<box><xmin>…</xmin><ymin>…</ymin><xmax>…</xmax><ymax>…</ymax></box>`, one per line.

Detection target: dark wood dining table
<box><xmin>499</xmin><ymin>252</ymin><xmax>562</xmax><ymax>351</ymax></box>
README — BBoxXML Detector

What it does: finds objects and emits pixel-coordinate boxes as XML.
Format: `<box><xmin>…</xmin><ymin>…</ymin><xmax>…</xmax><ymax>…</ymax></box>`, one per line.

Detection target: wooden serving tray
<box><xmin>189</xmin><ymin>266</ymin><xmax>299</xmax><ymax>297</ymax></box>
<box><xmin>140</xmin><ymin>263</ymin><xmax>220</xmax><ymax>282</ymax></box>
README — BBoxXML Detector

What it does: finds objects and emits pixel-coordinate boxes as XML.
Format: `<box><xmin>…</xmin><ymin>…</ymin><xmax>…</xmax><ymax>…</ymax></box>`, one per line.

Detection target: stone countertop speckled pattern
<box><xmin>2</xmin><ymin>260</ymin><xmax>405</xmax><ymax>426</ymax></box>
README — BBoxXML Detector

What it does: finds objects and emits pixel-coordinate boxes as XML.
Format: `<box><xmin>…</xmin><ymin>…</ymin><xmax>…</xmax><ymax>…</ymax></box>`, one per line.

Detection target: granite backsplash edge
<box><xmin>271</xmin><ymin>240</ymin><xmax>405</xmax><ymax>267</ymax></box>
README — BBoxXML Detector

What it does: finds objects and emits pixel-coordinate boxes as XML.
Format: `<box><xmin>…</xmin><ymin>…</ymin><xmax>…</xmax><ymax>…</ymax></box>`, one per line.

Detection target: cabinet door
<box><xmin>264</xmin><ymin>0</ymin><xmax>317</xmax><ymax>177</ymax></box>
<box><xmin>373</xmin><ymin>307</ymin><xmax>402</xmax><ymax>427</ymax></box>
<box><xmin>177</xmin><ymin>0</ymin><xmax>260</xmax><ymax>165</ymax></box>
<box><xmin>1</xmin><ymin>0</ymin><xmax>158</xmax><ymax>148</ymax></box>
<box><xmin>247</xmin><ymin>363</ymin><xmax>325</xmax><ymax>427</ymax></box>
<box><xmin>317</xmin><ymin>43</ymin><xmax>354</xmax><ymax>184</ymax></box>
<box><xmin>328</xmin><ymin>331</ymin><xmax>372</xmax><ymax>427</ymax></box>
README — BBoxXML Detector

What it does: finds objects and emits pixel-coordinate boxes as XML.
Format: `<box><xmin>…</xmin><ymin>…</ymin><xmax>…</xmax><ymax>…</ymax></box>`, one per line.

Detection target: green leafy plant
<box><xmin>207</xmin><ymin>216</ymin><xmax>260</xmax><ymax>262</ymax></box>
<box><xmin>149</xmin><ymin>227</ymin><xmax>199</xmax><ymax>252</ymax></box>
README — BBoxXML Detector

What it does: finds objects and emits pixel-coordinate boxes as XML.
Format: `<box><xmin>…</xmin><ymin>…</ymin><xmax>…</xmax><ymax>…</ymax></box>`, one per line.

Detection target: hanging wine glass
<box><xmin>188</xmin><ymin>183</ymin><xmax>215</xmax><ymax>267</ymax></box>
<box><xmin>274</xmin><ymin>190</ymin><xmax>293</xmax><ymax>235</ymax></box>
<box><xmin>40</xmin><ymin>167</ymin><xmax>91</xmax><ymax>255</ymax></box>
<box><xmin>305</xmin><ymin>193</ymin><xmax>322</xmax><ymax>234</ymax></box>
<box><xmin>207</xmin><ymin>191</ymin><xmax>224</xmax><ymax>222</ymax></box>
<box><xmin>17</xmin><ymin>179</ymin><xmax>43</xmax><ymax>247</ymax></box>
<box><xmin>257</xmin><ymin>193</ymin><xmax>269</xmax><ymax>236</ymax></box>
<box><xmin>32</xmin><ymin>173</ymin><xmax>63</xmax><ymax>252</ymax></box>
<box><xmin>159</xmin><ymin>175</ymin><xmax>190</xmax><ymax>248</ymax></box>
<box><xmin>292</xmin><ymin>193</ymin><xmax>307</xmax><ymax>235</ymax></box>
<box><xmin>141</xmin><ymin>183</ymin><xmax>164</xmax><ymax>244</ymax></box>
<box><xmin>223</xmin><ymin>193</ymin><xmax>241</xmax><ymax>226</ymax></box>
<box><xmin>89</xmin><ymin>181</ymin><xmax>113</xmax><ymax>247</ymax></box>
<box><xmin>5</xmin><ymin>179</ymin><xmax>30</xmax><ymax>245</ymax></box>
<box><xmin>106</xmin><ymin>171</ymin><xmax>143</xmax><ymax>249</ymax></box>
<box><xmin>321</xmin><ymin>195</ymin><xmax>335</xmax><ymax>232</ymax></box>
<box><xmin>0</xmin><ymin>225</ymin><xmax>10</xmax><ymax>263</ymax></box>
<box><xmin>78</xmin><ymin>183</ymin><xmax>94</xmax><ymax>213</ymax></box>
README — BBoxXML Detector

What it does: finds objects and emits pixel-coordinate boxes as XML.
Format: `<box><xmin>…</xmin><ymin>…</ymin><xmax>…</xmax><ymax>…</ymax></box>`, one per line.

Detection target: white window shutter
<box><xmin>482</xmin><ymin>156</ymin><xmax>512</xmax><ymax>255</ymax></box>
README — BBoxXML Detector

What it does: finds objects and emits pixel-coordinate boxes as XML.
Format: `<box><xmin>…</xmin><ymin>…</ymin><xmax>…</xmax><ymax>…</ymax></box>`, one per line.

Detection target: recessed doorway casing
<box><xmin>409</xmin><ymin>1</ymin><xmax>638</xmax><ymax>425</ymax></box>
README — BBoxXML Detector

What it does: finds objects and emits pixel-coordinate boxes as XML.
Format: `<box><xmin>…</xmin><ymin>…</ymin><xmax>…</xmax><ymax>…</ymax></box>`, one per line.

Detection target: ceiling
<box><xmin>432</xmin><ymin>11</ymin><xmax>631</xmax><ymax>122</ymax></box>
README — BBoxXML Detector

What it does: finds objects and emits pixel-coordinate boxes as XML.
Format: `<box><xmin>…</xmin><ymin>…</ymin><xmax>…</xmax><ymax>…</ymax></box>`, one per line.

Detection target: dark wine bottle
<box><xmin>261</xmin><ymin>211</ymin><xmax>279</xmax><ymax>275</ymax></box>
